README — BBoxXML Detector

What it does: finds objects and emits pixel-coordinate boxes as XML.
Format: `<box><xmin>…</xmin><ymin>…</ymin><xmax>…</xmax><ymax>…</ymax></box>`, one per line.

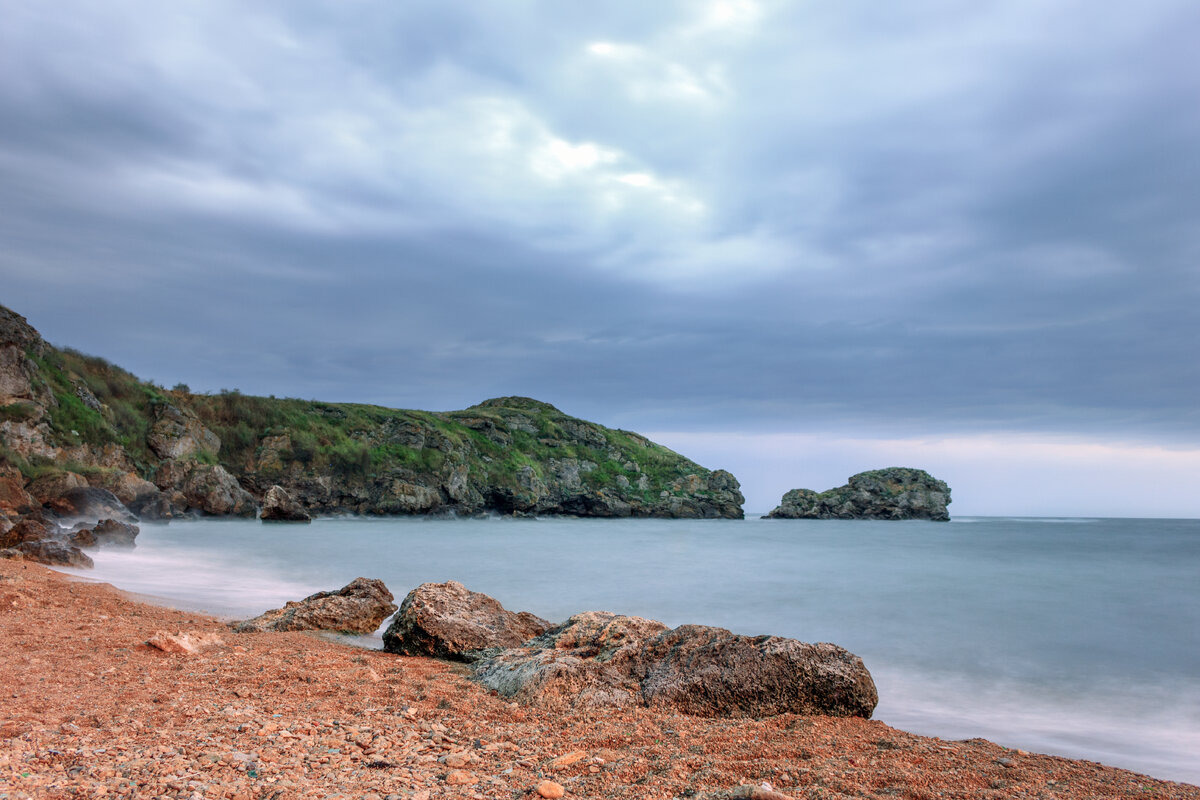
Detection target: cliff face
<box><xmin>766</xmin><ymin>468</ymin><xmax>951</xmax><ymax>521</ymax></box>
<box><xmin>0</xmin><ymin>305</ymin><xmax>744</xmax><ymax>522</ymax></box>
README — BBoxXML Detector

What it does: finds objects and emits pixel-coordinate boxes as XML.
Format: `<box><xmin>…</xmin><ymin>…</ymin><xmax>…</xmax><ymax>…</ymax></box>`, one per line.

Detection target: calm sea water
<box><xmin>61</xmin><ymin>515</ymin><xmax>1200</xmax><ymax>785</ymax></box>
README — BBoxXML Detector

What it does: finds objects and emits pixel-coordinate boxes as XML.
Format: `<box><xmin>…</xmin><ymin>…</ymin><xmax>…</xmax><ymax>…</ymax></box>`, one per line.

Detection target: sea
<box><xmin>59</xmin><ymin>515</ymin><xmax>1200</xmax><ymax>786</ymax></box>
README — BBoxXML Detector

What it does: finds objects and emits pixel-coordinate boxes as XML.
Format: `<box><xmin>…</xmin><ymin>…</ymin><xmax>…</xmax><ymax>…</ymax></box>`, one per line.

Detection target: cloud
<box><xmin>1</xmin><ymin>0</ymin><xmax>1198</xmax><ymax>507</ymax></box>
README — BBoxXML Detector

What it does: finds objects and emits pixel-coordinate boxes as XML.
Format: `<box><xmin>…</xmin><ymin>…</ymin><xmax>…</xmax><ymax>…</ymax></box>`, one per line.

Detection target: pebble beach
<box><xmin>3</xmin><ymin>559</ymin><xmax>1197</xmax><ymax>800</ymax></box>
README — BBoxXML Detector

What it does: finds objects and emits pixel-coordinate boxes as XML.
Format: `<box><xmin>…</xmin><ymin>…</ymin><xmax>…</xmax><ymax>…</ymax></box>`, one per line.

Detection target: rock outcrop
<box><xmin>1</xmin><ymin>303</ymin><xmax>746</xmax><ymax>520</ymax></box>
<box><xmin>233</xmin><ymin>578</ymin><xmax>398</xmax><ymax>635</ymax></box>
<box><xmin>382</xmin><ymin>580</ymin><xmax>551</xmax><ymax>660</ymax></box>
<box><xmin>765</xmin><ymin>468</ymin><xmax>951</xmax><ymax>521</ymax></box>
<box><xmin>473</xmin><ymin>610</ymin><xmax>878</xmax><ymax>719</ymax></box>
<box><xmin>146</xmin><ymin>403</ymin><xmax>220</xmax><ymax>460</ymax></box>
<box><xmin>260</xmin><ymin>485</ymin><xmax>311</xmax><ymax>522</ymax></box>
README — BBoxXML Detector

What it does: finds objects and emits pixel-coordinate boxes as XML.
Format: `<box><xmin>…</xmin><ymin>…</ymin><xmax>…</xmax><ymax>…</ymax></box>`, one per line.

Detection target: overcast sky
<box><xmin>3</xmin><ymin>1</ymin><xmax>1198</xmax><ymax>516</ymax></box>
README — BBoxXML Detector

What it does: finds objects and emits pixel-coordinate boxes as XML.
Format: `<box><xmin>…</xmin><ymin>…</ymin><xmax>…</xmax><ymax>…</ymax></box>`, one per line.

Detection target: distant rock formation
<box><xmin>0</xmin><ymin>302</ymin><xmax>745</xmax><ymax>521</ymax></box>
<box><xmin>766</xmin><ymin>467</ymin><xmax>951</xmax><ymax>521</ymax></box>
<box><xmin>382</xmin><ymin>580</ymin><xmax>550</xmax><ymax>660</ymax></box>
<box><xmin>234</xmin><ymin>578</ymin><xmax>397</xmax><ymax>635</ymax></box>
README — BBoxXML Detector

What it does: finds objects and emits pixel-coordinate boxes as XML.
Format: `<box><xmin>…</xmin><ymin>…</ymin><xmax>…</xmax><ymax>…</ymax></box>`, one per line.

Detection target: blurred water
<box><xmin>62</xmin><ymin>515</ymin><xmax>1200</xmax><ymax>785</ymax></box>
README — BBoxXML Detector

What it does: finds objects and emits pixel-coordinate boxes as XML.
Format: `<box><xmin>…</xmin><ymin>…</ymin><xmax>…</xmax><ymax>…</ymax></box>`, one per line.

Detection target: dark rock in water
<box><xmin>14</xmin><ymin>538</ymin><xmax>94</xmax><ymax>568</ymax></box>
<box><xmin>75</xmin><ymin>518</ymin><xmax>139</xmax><ymax>548</ymax></box>
<box><xmin>473</xmin><ymin>609</ymin><xmax>878</xmax><ymax>719</ymax></box>
<box><xmin>46</xmin><ymin>487</ymin><xmax>138</xmax><ymax>524</ymax></box>
<box><xmin>260</xmin><ymin>485</ymin><xmax>311</xmax><ymax>522</ymax></box>
<box><xmin>382</xmin><ymin>580</ymin><xmax>551</xmax><ymax>660</ymax></box>
<box><xmin>234</xmin><ymin>577</ymin><xmax>397</xmax><ymax>634</ymax></box>
<box><xmin>765</xmin><ymin>467</ymin><xmax>951</xmax><ymax>521</ymax></box>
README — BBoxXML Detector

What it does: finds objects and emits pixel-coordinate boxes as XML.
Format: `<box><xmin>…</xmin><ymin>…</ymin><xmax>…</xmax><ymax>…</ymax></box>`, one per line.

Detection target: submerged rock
<box><xmin>260</xmin><ymin>485</ymin><xmax>311</xmax><ymax>522</ymax></box>
<box><xmin>382</xmin><ymin>580</ymin><xmax>551</xmax><ymax>660</ymax></box>
<box><xmin>766</xmin><ymin>467</ymin><xmax>951</xmax><ymax>521</ymax></box>
<box><xmin>234</xmin><ymin>577</ymin><xmax>397</xmax><ymax>635</ymax></box>
<box><xmin>474</xmin><ymin>610</ymin><xmax>877</xmax><ymax>719</ymax></box>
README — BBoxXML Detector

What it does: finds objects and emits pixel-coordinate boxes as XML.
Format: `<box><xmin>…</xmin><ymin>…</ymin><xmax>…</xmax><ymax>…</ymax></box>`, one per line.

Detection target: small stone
<box><xmin>445</xmin><ymin>769</ymin><xmax>476</xmax><ymax>786</ymax></box>
<box><xmin>536</xmin><ymin>780</ymin><xmax>565</xmax><ymax>799</ymax></box>
<box><xmin>443</xmin><ymin>752</ymin><xmax>470</xmax><ymax>768</ymax></box>
<box><xmin>549</xmin><ymin>750</ymin><xmax>587</xmax><ymax>769</ymax></box>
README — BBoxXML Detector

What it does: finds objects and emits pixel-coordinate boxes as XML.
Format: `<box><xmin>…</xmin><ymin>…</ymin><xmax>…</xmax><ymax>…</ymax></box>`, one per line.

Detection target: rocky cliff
<box><xmin>0</xmin><ymin>304</ymin><xmax>744</xmax><ymax>533</ymax></box>
<box><xmin>765</xmin><ymin>467</ymin><xmax>951</xmax><ymax>521</ymax></box>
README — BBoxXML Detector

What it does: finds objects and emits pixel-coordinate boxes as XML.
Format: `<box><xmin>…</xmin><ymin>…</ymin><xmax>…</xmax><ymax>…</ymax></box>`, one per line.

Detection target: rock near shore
<box><xmin>234</xmin><ymin>577</ymin><xmax>398</xmax><ymax>635</ymax></box>
<box><xmin>473</xmin><ymin>610</ymin><xmax>878</xmax><ymax>719</ymax></box>
<box><xmin>383</xmin><ymin>580</ymin><xmax>551</xmax><ymax>660</ymax></box>
<box><xmin>766</xmin><ymin>467</ymin><xmax>951</xmax><ymax>521</ymax></box>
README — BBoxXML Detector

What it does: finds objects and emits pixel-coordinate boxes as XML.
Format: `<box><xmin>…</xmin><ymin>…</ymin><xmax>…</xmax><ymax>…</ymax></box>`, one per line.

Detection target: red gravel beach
<box><xmin>2</xmin><ymin>558</ymin><xmax>1197</xmax><ymax>800</ymax></box>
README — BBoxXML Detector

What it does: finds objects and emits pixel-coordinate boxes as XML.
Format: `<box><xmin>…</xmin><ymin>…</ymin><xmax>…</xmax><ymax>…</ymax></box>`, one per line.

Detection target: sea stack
<box><xmin>765</xmin><ymin>467</ymin><xmax>951</xmax><ymax>521</ymax></box>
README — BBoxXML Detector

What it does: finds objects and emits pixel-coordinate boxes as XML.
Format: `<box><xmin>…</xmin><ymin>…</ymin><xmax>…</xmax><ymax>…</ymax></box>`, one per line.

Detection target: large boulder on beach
<box><xmin>13</xmin><ymin>538</ymin><xmax>94</xmax><ymax>569</ymax></box>
<box><xmin>233</xmin><ymin>577</ymin><xmax>398</xmax><ymax>635</ymax></box>
<box><xmin>766</xmin><ymin>467</ymin><xmax>951</xmax><ymax>521</ymax></box>
<box><xmin>474</xmin><ymin>610</ymin><xmax>878</xmax><ymax>719</ymax></box>
<box><xmin>260</xmin><ymin>485</ymin><xmax>311</xmax><ymax>522</ymax></box>
<box><xmin>382</xmin><ymin>580</ymin><xmax>551</xmax><ymax>660</ymax></box>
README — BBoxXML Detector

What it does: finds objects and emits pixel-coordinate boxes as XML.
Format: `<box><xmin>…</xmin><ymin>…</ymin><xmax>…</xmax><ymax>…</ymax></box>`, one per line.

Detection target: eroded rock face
<box><xmin>474</xmin><ymin>611</ymin><xmax>878</xmax><ymax>719</ymax></box>
<box><xmin>26</xmin><ymin>471</ymin><xmax>90</xmax><ymax>505</ymax></box>
<box><xmin>182</xmin><ymin>464</ymin><xmax>256</xmax><ymax>516</ymax></box>
<box><xmin>382</xmin><ymin>580</ymin><xmax>551</xmax><ymax>660</ymax></box>
<box><xmin>260</xmin><ymin>485</ymin><xmax>311</xmax><ymax>522</ymax></box>
<box><xmin>234</xmin><ymin>578</ymin><xmax>397</xmax><ymax>635</ymax></box>
<box><xmin>147</xmin><ymin>403</ymin><xmax>221</xmax><ymax>461</ymax></box>
<box><xmin>766</xmin><ymin>468</ymin><xmax>951</xmax><ymax>522</ymax></box>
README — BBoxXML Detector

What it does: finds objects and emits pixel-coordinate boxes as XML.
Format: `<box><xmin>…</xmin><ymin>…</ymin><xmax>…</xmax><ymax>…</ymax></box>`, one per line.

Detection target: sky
<box><xmin>2</xmin><ymin>1</ymin><xmax>1198</xmax><ymax>516</ymax></box>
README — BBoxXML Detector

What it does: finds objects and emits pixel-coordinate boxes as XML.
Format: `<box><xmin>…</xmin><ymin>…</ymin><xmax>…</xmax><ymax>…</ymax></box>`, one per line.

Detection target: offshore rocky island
<box><xmin>0</xmin><ymin>304</ymin><xmax>743</xmax><ymax>541</ymax></box>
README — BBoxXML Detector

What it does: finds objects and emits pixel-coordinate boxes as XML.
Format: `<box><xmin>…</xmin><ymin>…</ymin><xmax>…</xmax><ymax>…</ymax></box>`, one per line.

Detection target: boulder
<box><xmin>638</xmin><ymin>625</ymin><xmax>879</xmax><ymax>718</ymax></box>
<box><xmin>382</xmin><ymin>580</ymin><xmax>551</xmax><ymax>660</ymax></box>
<box><xmin>766</xmin><ymin>468</ymin><xmax>951</xmax><ymax>521</ymax></box>
<box><xmin>474</xmin><ymin>611</ymin><xmax>878</xmax><ymax>719</ymax></box>
<box><xmin>233</xmin><ymin>577</ymin><xmax>398</xmax><ymax>635</ymax></box>
<box><xmin>45</xmin><ymin>486</ymin><xmax>137</xmax><ymax>523</ymax></box>
<box><xmin>146</xmin><ymin>403</ymin><xmax>220</xmax><ymax>460</ymax></box>
<box><xmin>260</xmin><ymin>485</ymin><xmax>311</xmax><ymax>522</ymax></box>
<box><xmin>473</xmin><ymin>612</ymin><xmax>668</xmax><ymax>708</ymax></box>
<box><xmin>15</xmin><ymin>538</ymin><xmax>94</xmax><ymax>569</ymax></box>
<box><xmin>0</xmin><ymin>513</ymin><xmax>60</xmax><ymax>549</ymax></box>
<box><xmin>72</xmin><ymin>518</ymin><xmax>139</xmax><ymax>548</ymax></box>
<box><xmin>0</xmin><ymin>471</ymin><xmax>37</xmax><ymax>516</ymax></box>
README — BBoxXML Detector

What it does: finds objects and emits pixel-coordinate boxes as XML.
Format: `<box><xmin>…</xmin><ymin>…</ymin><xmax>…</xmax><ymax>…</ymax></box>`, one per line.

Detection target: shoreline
<box><xmin>2</xmin><ymin>559</ymin><xmax>1198</xmax><ymax>799</ymax></box>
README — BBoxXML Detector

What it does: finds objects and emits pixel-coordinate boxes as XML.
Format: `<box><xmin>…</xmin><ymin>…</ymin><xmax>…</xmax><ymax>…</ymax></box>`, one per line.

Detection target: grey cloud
<box><xmin>1</xmin><ymin>0</ymin><xmax>1198</xmax><ymax>455</ymax></box>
